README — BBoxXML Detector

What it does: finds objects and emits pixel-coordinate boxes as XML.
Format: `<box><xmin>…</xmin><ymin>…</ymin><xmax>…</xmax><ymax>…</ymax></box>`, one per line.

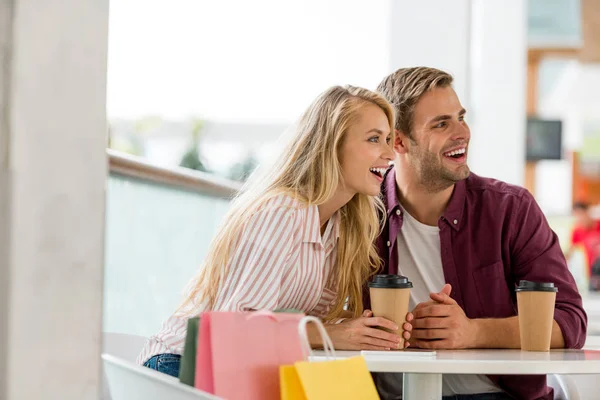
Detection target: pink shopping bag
<box><xmin>195</xmin><ymin>311</ymin><xmax>307</xmax><ymax>400</ymax></box>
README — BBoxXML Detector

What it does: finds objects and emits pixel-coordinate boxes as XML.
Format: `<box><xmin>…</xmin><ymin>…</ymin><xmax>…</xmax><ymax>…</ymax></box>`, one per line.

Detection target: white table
<box><xmin>312</xmin><ymin>349</ymin><xmax>600</xmax><ymax>400</ymax></box>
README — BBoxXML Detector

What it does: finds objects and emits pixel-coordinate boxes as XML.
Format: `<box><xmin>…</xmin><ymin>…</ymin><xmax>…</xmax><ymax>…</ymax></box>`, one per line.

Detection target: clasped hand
<box><xmin>410</xmin><ymin>283</ymin><xmax>478</xmax><ymax>349</ymax></box>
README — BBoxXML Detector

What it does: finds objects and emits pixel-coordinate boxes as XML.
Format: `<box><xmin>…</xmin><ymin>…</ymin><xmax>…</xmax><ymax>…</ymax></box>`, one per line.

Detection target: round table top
<box><xmin>311</xmin><ymin>349</ymin><xmax>600</xmax><ymax>375</ymax></box>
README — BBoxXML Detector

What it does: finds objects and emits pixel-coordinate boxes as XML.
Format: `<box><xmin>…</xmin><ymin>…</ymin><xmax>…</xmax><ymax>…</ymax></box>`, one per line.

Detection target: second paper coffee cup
<box><xmin>516</xmin><ymin>280</ymin><xmax>558</xmax><ymax>352</ymax></box>
<box><xmin>369</xmin><ymin>274</ymin><xmax>413</xmax><ymax>350</ymax></box>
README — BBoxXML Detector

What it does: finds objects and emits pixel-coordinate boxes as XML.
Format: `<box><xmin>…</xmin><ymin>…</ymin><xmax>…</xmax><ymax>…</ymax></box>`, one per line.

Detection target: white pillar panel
<box><xmin>468</xmin><ymin>0</ymin><xmax>528</xmax><ymax>186</ymax></box>
<box><xmin>0</xmin><ymin>1</ymin><xmax>13</xmax><ymax>396</ymax></box>
<box><xmin>0</xmin><ymin>0</ymin><xmax>109</xmax><ymax>399</ymax></box>
<box><xmin>389</xmin><ymin>0</ymin><xmax>471</xmax><ymax>104</ymax></box>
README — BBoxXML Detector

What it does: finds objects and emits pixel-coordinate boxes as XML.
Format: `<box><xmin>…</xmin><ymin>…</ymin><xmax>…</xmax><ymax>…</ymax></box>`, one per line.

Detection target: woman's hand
<box><xmin>311</xmin><ymin>310</ymin><xmax>413</xmax><ymax>350</ymax></box>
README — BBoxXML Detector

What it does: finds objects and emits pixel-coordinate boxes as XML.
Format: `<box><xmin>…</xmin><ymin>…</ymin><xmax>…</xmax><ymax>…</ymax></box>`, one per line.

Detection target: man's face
<box><xmin>398</xmin><ymin>86</ymin><xmax>471</xmax><ymax>191</ymax></box>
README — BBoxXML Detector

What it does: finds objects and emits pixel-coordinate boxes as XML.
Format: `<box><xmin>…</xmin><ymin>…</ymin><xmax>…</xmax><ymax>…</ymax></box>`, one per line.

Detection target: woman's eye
<box><xmin>368</xmin><ymin>136</ymin><xmax>379</xmax><ymax>143</ymax></box>
<box><xmin>386</xmin><ymin>137</ymin><xmax>392</xmax><ymax>144</ymax></box>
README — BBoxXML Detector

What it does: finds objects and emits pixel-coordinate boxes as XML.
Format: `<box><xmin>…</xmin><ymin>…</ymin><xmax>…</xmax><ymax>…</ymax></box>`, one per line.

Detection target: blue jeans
<box><xmin>143</xmin><ymin>353</ymin><xmax>181</xmax><ymax>378</ymax></box>
<box><xmin>442</xmin><ymin>394</ymin><xmax>513</xmax><ymax>400</ymax></box>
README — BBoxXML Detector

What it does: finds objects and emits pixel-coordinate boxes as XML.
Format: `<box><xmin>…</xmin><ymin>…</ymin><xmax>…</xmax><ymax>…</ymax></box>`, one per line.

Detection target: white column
<box><xmin>389</xmin><ymin>0</ymin><xmax>471</xmax><ymax>103</ymax></box>
<box><xmin>0</xmin><ymin>1</ymin><xmax>109</xmax><ymax>399</ymax></box>
<box><xmin>389</xmin><ymin>0</ymin><xmax>528</xmax><ymax>186</ymax></box>
<box><xmin>468</xmin><ymin>0</ymin><xmax>527</xmax><ymax>186</ymax></box>
<box><xmin>0</xmin><ymin>0</ymin><xmax>13</xmax><ymax>396</ymax></box>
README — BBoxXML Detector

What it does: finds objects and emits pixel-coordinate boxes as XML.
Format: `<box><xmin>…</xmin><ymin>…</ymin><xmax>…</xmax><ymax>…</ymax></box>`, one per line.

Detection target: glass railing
<box><xmin>103</xmin><ymin>150</ymin><xmax>240</xmax><ymax>337</ymax></box>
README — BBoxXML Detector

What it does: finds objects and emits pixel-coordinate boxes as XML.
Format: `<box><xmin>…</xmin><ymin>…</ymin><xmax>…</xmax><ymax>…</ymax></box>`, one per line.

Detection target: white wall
<box><xmin>0</xmin><ymin>1</ymin><xmax>108</xmax><ymax>399</ymax></box>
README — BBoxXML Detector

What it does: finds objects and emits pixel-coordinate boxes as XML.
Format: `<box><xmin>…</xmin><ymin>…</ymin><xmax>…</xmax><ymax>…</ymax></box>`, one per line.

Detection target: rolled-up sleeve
<box><xmin>510</xmin><ymin>190</ymin><xmax>587</xmax><ymax>349</ymax></box>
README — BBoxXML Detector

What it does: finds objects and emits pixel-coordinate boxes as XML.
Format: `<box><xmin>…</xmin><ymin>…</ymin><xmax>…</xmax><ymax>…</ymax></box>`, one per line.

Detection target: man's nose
<box><xmin>452</xmin><ymin>122</ymin><xmax>470</xmax><ymax>141</ymax></box>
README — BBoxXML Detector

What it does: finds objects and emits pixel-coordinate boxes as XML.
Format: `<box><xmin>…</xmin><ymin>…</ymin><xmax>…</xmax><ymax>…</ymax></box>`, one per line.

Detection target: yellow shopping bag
<box><xmin>280</xmin><ymin>356</ymin><xmax>379</xmax><ymax>400</ymax></box>
<box><xmin>279</xmin><ymin>316</ymin><xmax>379</xmax><ymax>400</ymax></box>
<box><xmin>280</xmin><ymin>365</ymin><xmax>305</xmax><ymax>400</ymax></box>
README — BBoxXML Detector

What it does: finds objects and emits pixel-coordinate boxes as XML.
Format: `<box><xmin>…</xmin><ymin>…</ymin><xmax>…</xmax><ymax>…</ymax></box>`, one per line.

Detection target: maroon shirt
<box><xmin>372</xmin><ymin>168</ymin><xmax>587</xmax><ymax>400</ymax></box>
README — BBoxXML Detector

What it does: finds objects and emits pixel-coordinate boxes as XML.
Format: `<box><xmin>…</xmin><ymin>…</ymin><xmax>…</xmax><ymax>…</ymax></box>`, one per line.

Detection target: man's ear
<box><xmin>394</xmin><ymin>129</ymin><xmax>411</xmax><ymax>154</ymax></box>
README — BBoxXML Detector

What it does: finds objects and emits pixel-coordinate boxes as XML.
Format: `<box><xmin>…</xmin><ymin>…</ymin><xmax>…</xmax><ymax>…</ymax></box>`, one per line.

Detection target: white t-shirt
<box><xmin>397</xmin><ymin>206</ymin><xmax>502</xmax><ymax>396</ymax></box>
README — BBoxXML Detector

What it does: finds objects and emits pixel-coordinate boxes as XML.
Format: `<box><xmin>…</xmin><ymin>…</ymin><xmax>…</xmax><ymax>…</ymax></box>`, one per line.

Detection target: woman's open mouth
<box><xmin>369</xmin><ymin>167</ymin><xmax>387</xmax><ymax>181</ymax></box>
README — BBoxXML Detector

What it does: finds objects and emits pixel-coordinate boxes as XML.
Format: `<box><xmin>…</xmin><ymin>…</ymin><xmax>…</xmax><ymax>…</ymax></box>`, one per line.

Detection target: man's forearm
<box><xmin>473</xmin><ymin>317</ymin><xmax>565</xmax><ymax>349</ymax></box>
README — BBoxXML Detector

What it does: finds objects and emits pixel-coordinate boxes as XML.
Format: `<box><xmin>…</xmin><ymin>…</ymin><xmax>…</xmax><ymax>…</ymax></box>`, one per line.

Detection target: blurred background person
<box><xmin>567</xmin><ymin>202</ymin><xmax>600</xmax><ymax>290</ymax></box>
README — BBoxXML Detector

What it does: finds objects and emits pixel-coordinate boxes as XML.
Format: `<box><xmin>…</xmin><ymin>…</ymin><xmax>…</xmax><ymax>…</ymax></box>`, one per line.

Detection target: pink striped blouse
<box><xmin>137</xmin><ymin>194</ymin><xmax>340</xmax><ymax>364</ymax></box>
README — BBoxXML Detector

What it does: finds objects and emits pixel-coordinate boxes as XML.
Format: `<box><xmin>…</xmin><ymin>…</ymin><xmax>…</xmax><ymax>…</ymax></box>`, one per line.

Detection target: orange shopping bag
<box><xmin>280</xmin><ymin>316</ymin><xmax>380</xmax><ymax>400</ymax></box>
<box><xmin>195</xmin><ymin>310</ymin><xmax>306</xmax><ymax>400</ymax></box>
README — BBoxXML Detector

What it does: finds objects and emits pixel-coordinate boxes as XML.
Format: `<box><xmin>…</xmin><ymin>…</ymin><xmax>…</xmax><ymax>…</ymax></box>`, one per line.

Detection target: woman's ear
<box><xmin>394</xmin><ymin>129</ymin><xmax>410</xmax><ymax>154</ymax></box>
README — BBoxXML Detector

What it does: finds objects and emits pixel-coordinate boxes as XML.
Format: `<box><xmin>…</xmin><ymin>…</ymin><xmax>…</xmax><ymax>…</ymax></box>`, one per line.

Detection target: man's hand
<box><xmin>412</xmin><ymin>283</ymin><xmax>452</xmax><ymax>313</ymax></box>
<box><xmin>319</xmin><ymin>310</ymin><xmax>413</xmax><ymax>351</ymax></box>
<box><xmin>411</xmin><ymin>284</ymin><xmax>479</xmax><ymax>349</ymax></box>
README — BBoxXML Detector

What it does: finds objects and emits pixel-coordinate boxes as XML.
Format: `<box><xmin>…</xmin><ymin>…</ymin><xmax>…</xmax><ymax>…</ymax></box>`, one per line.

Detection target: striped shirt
<box><xmin>137</xmin><ymin>194</ymin><xmax>341</xmax><ymax>364</ymax></box>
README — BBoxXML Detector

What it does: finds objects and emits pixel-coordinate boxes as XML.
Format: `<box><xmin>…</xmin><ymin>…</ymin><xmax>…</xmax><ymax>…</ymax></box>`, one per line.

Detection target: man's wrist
<box><xmin>472</xmin><ymin>317</ymin><xmax>520</xmax><ymax>349</ymax></box>
<box><xmin>470</xmin><ymin>318</ymin><xmax>484</xmax><ymax>348</ymax></box>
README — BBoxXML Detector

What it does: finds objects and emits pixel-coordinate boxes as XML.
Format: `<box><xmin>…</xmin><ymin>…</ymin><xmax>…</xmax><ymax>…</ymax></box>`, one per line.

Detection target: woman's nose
<box><xmin>382</xmin><ymin>143</ymin><xmax>395</xmax><ymax>161</ymax></box>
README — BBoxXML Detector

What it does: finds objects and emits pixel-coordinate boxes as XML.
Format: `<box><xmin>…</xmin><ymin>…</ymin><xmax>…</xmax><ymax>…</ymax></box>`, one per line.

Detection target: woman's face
<box><xmin>338</xmin><ymin>103</ymin><xmax>395</xmax><ymax>197</ymax></box>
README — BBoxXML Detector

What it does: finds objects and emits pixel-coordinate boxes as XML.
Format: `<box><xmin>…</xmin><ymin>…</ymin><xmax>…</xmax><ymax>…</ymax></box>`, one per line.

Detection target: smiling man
<box><xmin>369</xmin><ymin>67</ymin><xmax>587</xmax><ymax>400</ymax></box>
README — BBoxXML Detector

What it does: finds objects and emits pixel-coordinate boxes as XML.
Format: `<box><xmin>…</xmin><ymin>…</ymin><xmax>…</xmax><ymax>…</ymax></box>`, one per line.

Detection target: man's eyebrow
<box><xmin>429</xmin><ymin>108</ymin><xmax>467</xmax><ymax>123</ymax></box>
<box><xmin>429</xmin><ymin>114</ymin><xmax>451</xmax><ymax>123</ymax></box>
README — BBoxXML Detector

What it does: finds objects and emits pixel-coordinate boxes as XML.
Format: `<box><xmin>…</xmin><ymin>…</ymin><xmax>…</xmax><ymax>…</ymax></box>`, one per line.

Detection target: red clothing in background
<box><xmin>571</xmin><ymin>220</ymin><xmax>600</xmax><ymax>274</ymax></box>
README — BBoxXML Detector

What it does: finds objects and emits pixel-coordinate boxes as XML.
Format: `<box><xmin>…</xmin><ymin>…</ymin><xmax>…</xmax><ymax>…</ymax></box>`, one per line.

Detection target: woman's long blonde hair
<box><xmin>177</xmin><ymin>85</ymin><xmax>395</xmax><ymax>321</ymax></box>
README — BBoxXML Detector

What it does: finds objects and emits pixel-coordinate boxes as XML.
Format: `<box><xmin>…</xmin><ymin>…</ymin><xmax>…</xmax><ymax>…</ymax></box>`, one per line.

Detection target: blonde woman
<box><xmin>138</xmin><ymin>85</ymin><xmax>413</xmax><ymax>376</ymax></box>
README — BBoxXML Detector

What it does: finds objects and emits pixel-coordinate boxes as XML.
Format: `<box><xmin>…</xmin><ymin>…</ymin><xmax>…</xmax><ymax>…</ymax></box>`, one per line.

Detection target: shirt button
<box><xmin>387</xmin><ymin>241</ymin><xmax>391</xmax><ymax>247</ymax></box>
<box><xmin>453</xmin><ymin>219</ymin><xmax>458</xmax><ymax>225</ymax></box>
<box><xmin>396</xmin><ymin>209</ymin><xmax>401</xmax><ymax>216</ymax></box>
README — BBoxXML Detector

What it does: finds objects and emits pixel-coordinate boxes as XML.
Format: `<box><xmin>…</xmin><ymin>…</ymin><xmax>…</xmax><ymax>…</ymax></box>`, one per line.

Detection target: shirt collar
<box><xmin>383</xmin><ymin>166</ymin><xmax>467</xmax><ymax>231</ymax></box>
<box><xmin>303</xmin><ymin>204</ymin><xmax>340</xmax><ymax>244</ymax></box>
<box><xmin>382</xmin><ymin>167</ymin><xmax>402</xmax><ymax>218</ymax></box>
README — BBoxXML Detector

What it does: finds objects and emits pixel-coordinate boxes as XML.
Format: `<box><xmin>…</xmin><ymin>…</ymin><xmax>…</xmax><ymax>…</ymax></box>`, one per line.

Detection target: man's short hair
<box><xmin>376</xmin><ymin>67</ymin><xmax>453</xmax><ymax>140</ymax></box>
<box><xmin>573</xmin><ymin>201</ymin><xmax>590</xmax><ymax>211</ymax></box>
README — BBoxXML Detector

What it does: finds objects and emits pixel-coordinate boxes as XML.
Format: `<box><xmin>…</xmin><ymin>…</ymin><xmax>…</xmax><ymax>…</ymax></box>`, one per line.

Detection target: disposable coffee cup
<box><xmin>368</xmin><ymin>275</ymin><xmax>413</xmax><ymax>350</ymax></box>
<box><xmin>516</xmin><ymin>280</ymin><xmax>558</xmax><ymax>352</ymax></box>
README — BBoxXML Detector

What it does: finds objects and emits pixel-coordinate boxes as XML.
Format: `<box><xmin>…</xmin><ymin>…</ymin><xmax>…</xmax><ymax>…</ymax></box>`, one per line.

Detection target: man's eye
<box><xmin>459</xmin><ymin>116</ymin><xmax>466</xmax><ymax>122</ymax></box>
<box><xmin>435</xmin><ymin>122</ymin><xmax>447</xmax><ymax>129</ymax></box>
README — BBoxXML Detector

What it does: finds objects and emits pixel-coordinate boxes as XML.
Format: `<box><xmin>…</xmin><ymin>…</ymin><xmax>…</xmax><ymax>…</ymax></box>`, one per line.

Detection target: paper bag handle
<box><xmin>298</xmin><ymin>316</ymin><xmax>336</xmax><ymax>360</ymax></box>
